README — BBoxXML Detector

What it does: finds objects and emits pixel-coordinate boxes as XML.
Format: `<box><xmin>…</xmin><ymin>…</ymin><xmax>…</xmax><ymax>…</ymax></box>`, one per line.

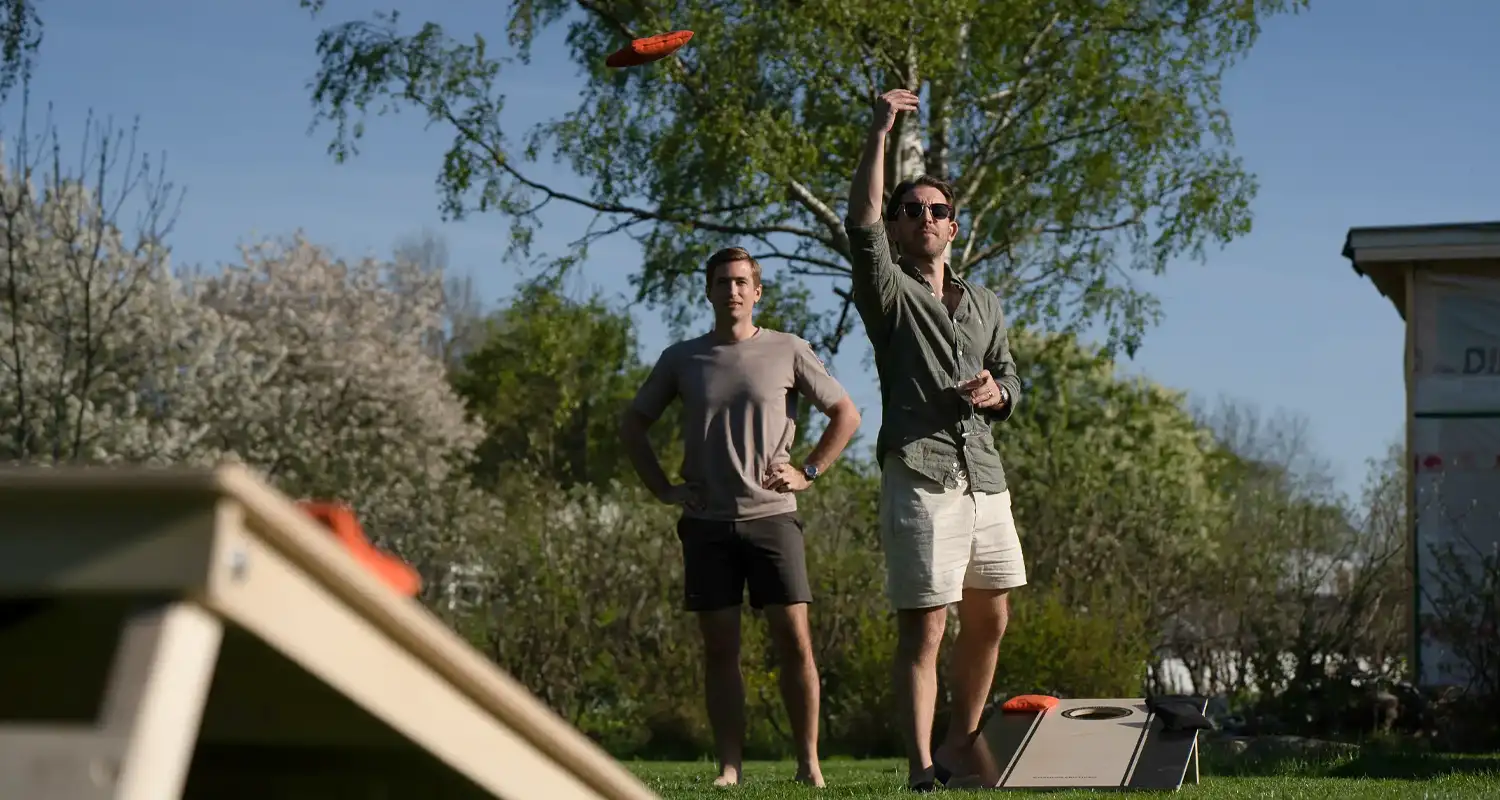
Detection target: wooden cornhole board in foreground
<box><xmin>0</xmin><ymin>464</ymin><xmax>662</xmax><ymax>800</ymax></box>
<box><xmin>973</xmin><ymin>698</ymin><xmax>1204</xmax><ymax>791</ymax></box>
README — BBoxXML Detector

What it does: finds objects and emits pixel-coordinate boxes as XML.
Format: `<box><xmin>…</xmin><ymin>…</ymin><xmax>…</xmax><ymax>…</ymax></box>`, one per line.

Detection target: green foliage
<box><xmin>0</xmin><ymin>0</ymin><xmax>41</xmax><ymax>104</ymax></box>
<box><xmin>991</xmin><ymin>586</ymin><xmax>1153</xmax><ymax>700</ymax></box>
<box><xmin>450</xmin><ymin>277</ymin><xmax>683</xmax><ymax>489</ymax></box>
<box><xmin>450</xmin><ymin>473</ymin><xmax>698</xmax><ymax>755</ymax></box>
<box><xmin>450</xmin><ymin>463</ymin><xmax>900</xmax><ymax>759</ymax></box>
<box><xmin>436</xmin><ymin>292</ymin><xmax>1410</xmax><ymax>758</ymax></box>
<box><xmin>0</xmin><ymin>3</ymin><xmax>1425</xmax><ymax>760</ymax></box>
<box><xmin>306</xmin><ymin>0</ymin><xmax>1306</xmax><ymax>356</ymax></box>
<box><xmin>442</xmin><ymin>313</ymin><xmax>1220</xmax><ymax>759</ymax></box>
<box><xmin>1158</xmin><ymin>419</ymin><xmax>1409</xmax><ymax>739</ymax></box>
<box><xmin>997</xmin><ymin>325</ymin><xmax>1225</xmax><ymax>620</ymax></box>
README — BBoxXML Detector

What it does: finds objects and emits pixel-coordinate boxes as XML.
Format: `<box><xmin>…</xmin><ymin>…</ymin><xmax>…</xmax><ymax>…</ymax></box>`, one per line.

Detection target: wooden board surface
<box><xmin>0</xmin><ymin>464</ymin><xmax>660</xmax><ymax>800</ymax></box>
<box><xmin>976</xmin><ymin>697</ymin><xmax>1204</xmax><ymax>791</ymax></box>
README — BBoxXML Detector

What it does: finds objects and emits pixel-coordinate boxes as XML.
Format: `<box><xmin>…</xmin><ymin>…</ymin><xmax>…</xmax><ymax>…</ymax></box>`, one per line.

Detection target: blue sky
<box><xmin>13</xmin><ymin>0</ymin><xmax>1498</xmax><ymax>501</ymax></box>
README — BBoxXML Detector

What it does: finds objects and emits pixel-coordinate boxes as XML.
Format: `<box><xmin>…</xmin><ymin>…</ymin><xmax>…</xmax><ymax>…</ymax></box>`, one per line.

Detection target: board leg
<box><xmin>1190</xmin><ymin>739</ymin><xmax>1200</xmax><ymax>785</ymax></box>
<box><xmin>0</xmin><ymin>601</ymin><xmax>222</xmax><ymax>800</ymax></box>
<box><xmin>104</xmin><ymin>601</ymin><xmax>224</xmax><ymax>800</ymax></box>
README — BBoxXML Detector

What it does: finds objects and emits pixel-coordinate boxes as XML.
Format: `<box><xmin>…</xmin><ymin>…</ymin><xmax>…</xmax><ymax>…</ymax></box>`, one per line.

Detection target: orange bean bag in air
<box><xmin>1002</xmin><ymin>694</ymin><xmax>1061</xmax><ymax>713</ymax></box>
<box><xmin>297</xmin><ymin>500</ymin><xmax>422</xmax><ymax>598</ymax></box>
<box><xmin>605</xmin><ymin>30</ymin><xmax>693</xmax><ymax>68</ymax></box>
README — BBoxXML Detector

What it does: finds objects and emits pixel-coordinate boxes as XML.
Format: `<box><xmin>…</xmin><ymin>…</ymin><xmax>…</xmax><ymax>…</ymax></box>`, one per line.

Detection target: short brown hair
<box><xmin>705</xmin><ymin>247</ymin><xmax>762</xmax><ymax>288</ymax></box>
<box><xmin>886</xmin><ymin>175</ymin><xmax>958</xmax><ymax>220</ymax></box>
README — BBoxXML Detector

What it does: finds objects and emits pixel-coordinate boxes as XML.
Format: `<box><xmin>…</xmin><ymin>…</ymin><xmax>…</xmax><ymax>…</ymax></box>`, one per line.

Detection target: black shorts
<box><xmin>675</xmin><ymin>512</ymin><xmax>813</xmax><ymax>611</ymax></box>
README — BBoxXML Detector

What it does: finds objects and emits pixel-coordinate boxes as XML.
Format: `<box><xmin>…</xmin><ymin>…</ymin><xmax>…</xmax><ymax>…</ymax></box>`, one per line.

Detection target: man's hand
<box><xmin>762</xmin><ymin>463</ymin><xmax>811</xmax><ymax>494</ymax></box>
<box><xmin>872</xmin><ymin>88</ymin><xmax>919</xmax><ymax>133</ymax></box>
<box><xmin>959</xmin><ymin>370</ymin><xmax>1007</xmax><ymax>410</ymax></box>
<box><xmin>660</xmin><ymin>483</ymin><xmax>704</xmax><ymax>511</ymax></box>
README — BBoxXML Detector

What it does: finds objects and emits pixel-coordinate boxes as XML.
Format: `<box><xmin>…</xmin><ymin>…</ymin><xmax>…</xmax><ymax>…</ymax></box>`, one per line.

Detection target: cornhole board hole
<box><xmin>974</xmin><ymin>698</ymin><xmax>1204</xmax><ymax>791</ymax></box>
<box><xmin>0</xmin><ymin>464</ymin><xmax>661</xmax><ymax>800</ymax></box>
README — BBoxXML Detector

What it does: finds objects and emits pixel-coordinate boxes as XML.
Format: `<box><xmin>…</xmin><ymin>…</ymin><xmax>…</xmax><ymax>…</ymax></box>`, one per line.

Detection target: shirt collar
<box><xmin>897</xmin><ymin>257</ymin><xmax>969</xmax><ymax>293</ymax></box>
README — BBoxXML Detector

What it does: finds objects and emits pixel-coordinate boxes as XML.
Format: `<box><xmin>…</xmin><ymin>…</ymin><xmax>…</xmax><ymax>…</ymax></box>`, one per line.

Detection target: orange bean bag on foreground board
<box><xmin>605</xmin><ymin>30</ymin><xmax>694</xmax><ymax>68</ymax></box>
<box><xmin>296</xmin><ymin>500</ymin><xmax>422</xmax><ymax>598</ymax></box>
<box><xmin>1001</xmin><ymin>694</ymin><xmax>1061</xmax><ymax>713</ymax></box>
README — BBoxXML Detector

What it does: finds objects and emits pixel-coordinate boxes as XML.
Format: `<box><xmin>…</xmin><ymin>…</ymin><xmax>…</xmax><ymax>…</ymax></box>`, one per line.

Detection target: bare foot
<box><xmin>712</xmin><ymin>765</ymin><xmax>741</xmax><ymax>787</ymax></box>
<box><xmin>793</xmin><ymin>764</ymin><xmax>825</xmax><ymax>788</ymax></box>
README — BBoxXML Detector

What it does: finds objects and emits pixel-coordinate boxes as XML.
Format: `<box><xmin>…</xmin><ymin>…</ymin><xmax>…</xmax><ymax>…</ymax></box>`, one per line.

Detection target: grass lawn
<box><xmin>624</xmin><ymin>749</ymin><xmax>1500</xmax><ymax>799</ymax></box>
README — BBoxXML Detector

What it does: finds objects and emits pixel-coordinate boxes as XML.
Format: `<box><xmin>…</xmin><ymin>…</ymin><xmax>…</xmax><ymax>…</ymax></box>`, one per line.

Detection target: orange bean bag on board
<box><xmin>297</xmin><ymin>500</ymin><xmax>422</xmax><ymax>598</ymax></box>
<box><xmin>1001</xmin><ymin>694</ymin><xmax>1061</xmax><ymax>713</ymax></box>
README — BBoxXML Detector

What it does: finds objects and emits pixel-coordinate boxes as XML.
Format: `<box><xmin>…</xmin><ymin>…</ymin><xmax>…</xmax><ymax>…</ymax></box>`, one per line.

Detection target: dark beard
<box><xmin>907</xmin><ymin>236</ymin><xmax>946</xmax><ymax>259</ymax></box>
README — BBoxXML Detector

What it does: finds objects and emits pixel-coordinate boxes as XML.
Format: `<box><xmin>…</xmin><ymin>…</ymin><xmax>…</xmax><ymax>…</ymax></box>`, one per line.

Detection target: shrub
<box><xmin>990</xmin><ymin>586</ymin><xmax>1152</xmax><ymax>700</ymax></box>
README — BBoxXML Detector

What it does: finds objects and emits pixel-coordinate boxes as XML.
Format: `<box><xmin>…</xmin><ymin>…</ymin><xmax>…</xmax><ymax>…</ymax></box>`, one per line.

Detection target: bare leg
<box><xmin>894</xmin><ymin>605</ymin><xmax>948</xmax><ymax>787</ymax></box>
<box><xmin>699</xmin><ymin>607</ymin><xmax>744</xmax><ymax>786</ymax></box>
<box><xmin>934</xmin><ymin>588</ymin><xmax>1010</xmax><ymax>780</ymax></box>
<box><xmin>763</xmin><ymin>602</ymin><xmax>824</xmax><ymax>787</ymax></box>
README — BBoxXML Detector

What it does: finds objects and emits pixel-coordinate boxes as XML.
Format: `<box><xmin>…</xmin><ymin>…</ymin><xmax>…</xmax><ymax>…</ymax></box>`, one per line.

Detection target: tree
<box><xmin>185</xmin><ymin>233</ymin><xmax>488</xmax><ymax>564</ymax></box>
<box><xmin>1158</xmin><ymin>402</ymin><xmax>1406</xmax><ymax>729</ymax></box>
<box><xmin>391</xmin><ymin>227</ymin><xmax>488</xmax><ymax>366</ymax></box>
<box><xmin>303</xmin><ymin>0</ymin><xmax>1304</xmax><ymax>357</ymax></box>
<box><xmin>0</xmin><ymin>104</ymin><xmax>494</xmax><ymax>576</ymax></box>
<box><xmin>998</xmin><ymin>326</ymin><xmax>1227</xmax><ymax>619</ymax></box>
<box><xmin>0</xmin><ymin>109</ymin><xmax>190</xmax><ymax>464</ymax></box>
<box><xmin>0</xmin><ymin>0</ymin><xmax>41</xmax><ymax>105</ymax></box>
<box><xmin>451</xmin><ymin>276</ymin><xmax>674</xmax><ymax>490</ymax></box>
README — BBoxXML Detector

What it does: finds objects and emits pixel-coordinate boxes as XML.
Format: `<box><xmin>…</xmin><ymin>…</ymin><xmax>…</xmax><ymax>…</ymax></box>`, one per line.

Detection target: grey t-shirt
<box><xmin>631</xmin><ymin>328</ymin><xmax>849</xmax><ymax>521</ymax></box>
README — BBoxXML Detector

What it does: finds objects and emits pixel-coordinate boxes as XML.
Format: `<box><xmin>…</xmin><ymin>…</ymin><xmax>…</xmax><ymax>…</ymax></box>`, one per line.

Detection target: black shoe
<box><xmin>932</xmin><ymin>761</ymin><xmax>952</xmax><ymax>787</ymax></box>
<box><xmin>908</xmin><ymin>765</ymin><xmax>937</xmax><ymax>792</ymax></box>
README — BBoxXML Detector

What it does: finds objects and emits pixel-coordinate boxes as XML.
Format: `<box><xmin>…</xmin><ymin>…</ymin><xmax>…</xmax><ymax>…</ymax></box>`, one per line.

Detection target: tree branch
<box><xmin>433</xmin><ymin>95</ymin><xmax>829</xmax><ymax>241</ymax></box>
<box><xmin>571</xmin><ymin>0</ymin><xmax>852</xmax><ymax>254</ymax></box>
<box><xmin>826</xmin><ymin>287</ymin><xmax>856</xmax><ymax>356</ymax></box>
<box><xmin>956</xmin><ymin>11</ymin><xmax>1062</xmax><ymax>210</ymax></box>
<box><xmin>994</xmin><ymin>117</ymin><xmax>1131</xmax><ymax>163</ymax></box>
<box><xmin>787</xmin><ymin>180</ymin><xmax>849</xmax><ymax>255</ymax></box>
<box><xmin>746</xmin><ymin>240</ymin><xmax>849</xmax><ymax>275</ymax></box>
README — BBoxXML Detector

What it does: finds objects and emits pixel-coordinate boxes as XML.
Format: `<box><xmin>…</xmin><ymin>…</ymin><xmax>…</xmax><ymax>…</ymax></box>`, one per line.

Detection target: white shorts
<box><xmin>878</xmin><ymin>454</ymin><xmax>1028</xmax><ymax>610</ymax></box>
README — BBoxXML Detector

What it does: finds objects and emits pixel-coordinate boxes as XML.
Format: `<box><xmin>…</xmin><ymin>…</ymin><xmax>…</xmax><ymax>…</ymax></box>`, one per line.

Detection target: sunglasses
<box><xmin>893</xmin><ymin>201</ymin><xmax>955</xmax><ymax>221</ymax></box>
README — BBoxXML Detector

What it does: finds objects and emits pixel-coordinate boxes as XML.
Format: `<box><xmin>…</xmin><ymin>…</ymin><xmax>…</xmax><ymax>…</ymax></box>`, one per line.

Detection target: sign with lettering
<box><xmin>1412</xmin><ymin>272</ymin><xmax>1500</xmax><ymax>413</ymax></box>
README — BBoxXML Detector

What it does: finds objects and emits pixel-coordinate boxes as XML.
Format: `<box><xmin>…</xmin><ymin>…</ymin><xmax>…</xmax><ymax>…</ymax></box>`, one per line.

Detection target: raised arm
<box><xmin>844</xmin><ymin>89</ymin><xmax>920</xmax><ymax>329</ymax></box>
<box><xmin>847</xmin><ymin>90</ymin><xmax>915</xmax><ymax>226</ymax></box>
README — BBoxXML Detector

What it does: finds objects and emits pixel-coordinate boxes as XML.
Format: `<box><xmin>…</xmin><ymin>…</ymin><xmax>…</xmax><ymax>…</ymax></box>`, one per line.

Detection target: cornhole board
<box><xmin>0</xmin><ymin>464</ymin><xmax>662</xmax><ymax>800</ymax></box>
<box><xmin>972</xmin><ymin>698</ymin><xmax>1204</xmax><ymax>791</ymax></box>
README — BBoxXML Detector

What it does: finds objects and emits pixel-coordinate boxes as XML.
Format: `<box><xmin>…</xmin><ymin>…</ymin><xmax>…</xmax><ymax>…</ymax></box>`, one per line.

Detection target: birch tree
<box><xmin>303</xmin><ymin>0</ymin><xmax>1305</xmax><ymax>356</ymax></box>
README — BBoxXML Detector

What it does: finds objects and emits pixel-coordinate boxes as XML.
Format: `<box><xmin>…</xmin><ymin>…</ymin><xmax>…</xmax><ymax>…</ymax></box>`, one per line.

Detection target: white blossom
<box><xmin>0</xmin><ymin>152</ymin><xmax>496</xmax><ymax>567</ymax></box>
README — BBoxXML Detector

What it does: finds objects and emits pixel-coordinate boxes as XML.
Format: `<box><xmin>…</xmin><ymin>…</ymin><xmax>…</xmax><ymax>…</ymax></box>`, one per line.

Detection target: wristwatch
<box><xmin>802</xmin><ymin>463</ymin><xmax>820</xmax><ymax>483</ymax></box>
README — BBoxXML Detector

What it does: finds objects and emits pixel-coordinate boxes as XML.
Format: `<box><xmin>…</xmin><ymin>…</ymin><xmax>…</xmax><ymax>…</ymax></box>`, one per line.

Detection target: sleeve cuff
<box><xmin>843</xmin><ymin>215</ymin><xmax>887</xmax><ymax>237</ymax></box>
<box><xmin>983</xmin><ymin>384</ymin><xmax>1018</xmax><ymax>423</ymax></box>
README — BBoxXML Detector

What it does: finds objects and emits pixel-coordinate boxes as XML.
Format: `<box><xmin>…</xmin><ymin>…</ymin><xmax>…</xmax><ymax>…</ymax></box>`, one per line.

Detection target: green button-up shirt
<box><xmin>844</xmin><ymin>216</ymin><xmax>1023</xmax><ymax>494</ymax></box>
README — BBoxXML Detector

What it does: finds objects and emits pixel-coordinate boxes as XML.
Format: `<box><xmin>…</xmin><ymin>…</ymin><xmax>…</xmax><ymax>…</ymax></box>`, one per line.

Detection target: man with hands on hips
<box><xmin>619</xmin><ymin>246</ymin><xmax>862</xmax><ymax>788</ymax></box>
